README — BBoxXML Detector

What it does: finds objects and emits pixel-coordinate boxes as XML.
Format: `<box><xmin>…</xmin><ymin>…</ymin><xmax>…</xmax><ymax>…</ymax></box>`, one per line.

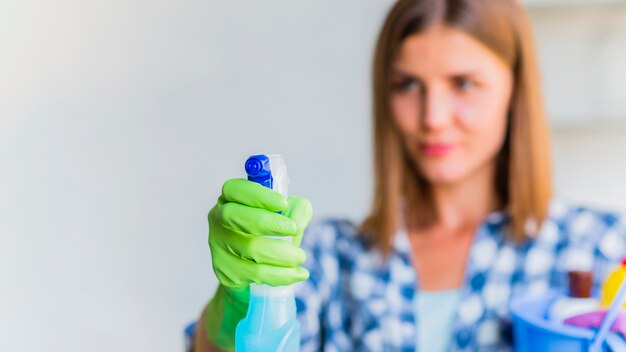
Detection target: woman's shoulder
<box><xmin>545</xmin><ymin>198</ymin><xmax>626</xmax><ymax>262</ymax></box>
<box><xmin>549</xmin><ymin>198</ymin><xmax>624</xmax><ymax>226</ymax></box>
<box><xmin>548</xmin><ymin>198</ymin><xmax>625</xmax><ymax>237</ymax></box>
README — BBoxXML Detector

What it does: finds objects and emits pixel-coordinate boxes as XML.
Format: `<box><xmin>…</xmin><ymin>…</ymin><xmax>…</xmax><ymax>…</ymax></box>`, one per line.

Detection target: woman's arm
<box><xmin>193</xmin><ymin>304</ymin><xmax>225</xmax><ymax>352</ymax></box>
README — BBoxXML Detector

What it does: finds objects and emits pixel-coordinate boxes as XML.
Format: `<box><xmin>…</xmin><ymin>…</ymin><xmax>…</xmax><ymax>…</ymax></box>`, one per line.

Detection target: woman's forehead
<box><xmin>393</xmin><ymin>26</ymin><xmax>508</xmax><ymax>77</ymax></box>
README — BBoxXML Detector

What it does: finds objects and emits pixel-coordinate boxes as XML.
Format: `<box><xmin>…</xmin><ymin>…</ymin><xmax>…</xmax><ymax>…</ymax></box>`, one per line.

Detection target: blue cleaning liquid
<box><xmin>235</xmin><ymin>154</ymin><xmax>300</xmax><ymax>351</ymax></box>
<box><xmin>235</xmin><ymin>286</ymin><xmax>300</xmax><ymax>351</ymax></box>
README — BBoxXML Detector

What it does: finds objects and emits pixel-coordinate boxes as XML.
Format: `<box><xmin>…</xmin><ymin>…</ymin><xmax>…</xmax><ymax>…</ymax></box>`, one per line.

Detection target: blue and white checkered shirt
<box><xmin>294</xmin><ymin>199</ymin><xmax>626</xmax><ymax>351</ymax></box>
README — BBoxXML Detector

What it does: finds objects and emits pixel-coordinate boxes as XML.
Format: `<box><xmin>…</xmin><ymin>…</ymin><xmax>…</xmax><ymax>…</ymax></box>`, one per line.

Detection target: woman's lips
<box><xmin>420</xmin><ymin>143</ymin><xmax>455</xmax><ymax>156</ymax></box>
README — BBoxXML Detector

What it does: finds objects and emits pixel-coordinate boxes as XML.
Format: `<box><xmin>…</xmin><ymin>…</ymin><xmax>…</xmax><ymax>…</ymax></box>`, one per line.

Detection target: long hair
<box><xmin>361</xmin><ymin>0</ymin><xmax>552</xmax><ymax>253</ymax></box>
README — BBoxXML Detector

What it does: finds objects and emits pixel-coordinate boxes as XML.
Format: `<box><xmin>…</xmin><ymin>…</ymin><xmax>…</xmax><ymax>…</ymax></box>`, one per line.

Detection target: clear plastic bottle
<box><xmin>235</xmin><ymin>154</ymin><xmax>300</xmax><ymax>352</ymax></box>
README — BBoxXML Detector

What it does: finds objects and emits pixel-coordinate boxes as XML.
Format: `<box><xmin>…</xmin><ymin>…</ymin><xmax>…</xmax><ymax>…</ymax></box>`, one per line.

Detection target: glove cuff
<box><xmin>205</xmin><ymin>285</ymin><xmax>249</xmax><ymax>351</ymax></box>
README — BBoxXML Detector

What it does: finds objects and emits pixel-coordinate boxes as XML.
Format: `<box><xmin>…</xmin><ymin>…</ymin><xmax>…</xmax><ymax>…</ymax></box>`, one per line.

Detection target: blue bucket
<box><xmin>510</xmin><ymin>291</ymin><xmax>626</xmax><ymax>352</ymax></box>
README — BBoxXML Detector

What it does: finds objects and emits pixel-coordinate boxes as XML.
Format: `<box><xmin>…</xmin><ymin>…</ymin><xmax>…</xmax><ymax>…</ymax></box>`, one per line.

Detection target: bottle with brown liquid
<box><xmin>549</xmin><ymin>271</ymin><xmax>599</xmax><ymax>322</ymax></box>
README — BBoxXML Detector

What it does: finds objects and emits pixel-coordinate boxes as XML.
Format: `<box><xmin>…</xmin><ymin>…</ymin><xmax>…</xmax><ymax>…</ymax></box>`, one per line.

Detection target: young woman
<box><xmin>196</xmin><ymin>0</ymin><xmax>626</xmax><ymax>351</ymax></box>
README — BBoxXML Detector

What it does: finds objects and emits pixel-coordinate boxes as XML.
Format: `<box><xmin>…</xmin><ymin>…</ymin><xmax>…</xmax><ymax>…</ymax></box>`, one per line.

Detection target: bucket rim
<box><xmin>509</xmin><ymin>289</ymin><xmax>596</xmax><ymax>340</ymax></box>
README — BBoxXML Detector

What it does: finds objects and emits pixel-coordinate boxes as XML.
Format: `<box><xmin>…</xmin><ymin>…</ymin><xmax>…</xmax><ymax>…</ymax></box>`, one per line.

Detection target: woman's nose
<box><xmin>420</xmin><ymin>87</ymin><xmax>454</xmax><ymax>132</ymax></box>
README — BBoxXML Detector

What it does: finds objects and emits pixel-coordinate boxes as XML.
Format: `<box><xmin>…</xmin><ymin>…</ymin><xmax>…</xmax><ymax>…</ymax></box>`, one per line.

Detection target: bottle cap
<box><xmin>245</xmin><ymin>155</ymin><xmax>272</xmax><ymax>188</ymax></box>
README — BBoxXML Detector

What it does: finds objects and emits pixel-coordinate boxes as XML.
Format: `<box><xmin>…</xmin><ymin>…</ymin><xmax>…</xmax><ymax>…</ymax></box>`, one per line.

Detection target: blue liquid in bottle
<box><xmin>235</xmin><ymin>285</ymin><xmax>300</xmax><ymax>351</ymax></box>
<box><xmin>235</xmin><ymin>154</ymin><xmax>300</xmax><ymax>352</ymax></box>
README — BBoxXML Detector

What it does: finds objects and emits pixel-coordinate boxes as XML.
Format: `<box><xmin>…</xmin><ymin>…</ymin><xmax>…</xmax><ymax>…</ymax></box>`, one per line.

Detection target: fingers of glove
<box><xmin>213</xmin><ymin>247</ymin><xmax>309</xmax><ymax>288</ymax></box>
<box><xmin>219</xmin><ymin>202</ymin><xmax>297</xmax><ymax>237</ymax></box>
<box><xmin>221</xmin><ymin>178</ymin><xmax>287</xmax><ymax>212</ymax></box>
<box><xmin>283</xmin><ymin>196</ymin><xmax>313</xmax><ymax>235</ymax></box>
<box><xmin>223</xmin><ymin>234</ymin><xmax>307</xmax><ymax>266</ymax></box>
<box><xmin>212</xmin><ymin>246</ymin><xmax>250</xmax><ymax>288</ymax></box>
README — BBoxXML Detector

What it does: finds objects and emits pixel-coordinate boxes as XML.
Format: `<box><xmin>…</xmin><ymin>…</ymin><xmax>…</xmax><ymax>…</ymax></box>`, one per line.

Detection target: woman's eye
<box><xmin>393</xmin><ymin>79</ymin><xmax>422</xmax><ymax>92</ymax></box>
<box><xmin>453</xmin><ymin>77</ymin><xmax>475</xmax><ymax>92</ymax></box>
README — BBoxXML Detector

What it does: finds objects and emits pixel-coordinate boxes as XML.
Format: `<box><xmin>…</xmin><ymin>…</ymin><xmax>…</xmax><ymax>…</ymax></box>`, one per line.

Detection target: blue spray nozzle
<box><xmin>245</xmin><ymin>154</ymin><xmax>273</xmax><ymax>189</ymax></box>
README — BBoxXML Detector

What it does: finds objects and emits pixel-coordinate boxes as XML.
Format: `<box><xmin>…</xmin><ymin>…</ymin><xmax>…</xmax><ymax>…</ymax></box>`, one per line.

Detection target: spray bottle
<box><xmin>235</xmin><ymin>154</ymin><xmax>300</xmax><ymax>352</ymax></box>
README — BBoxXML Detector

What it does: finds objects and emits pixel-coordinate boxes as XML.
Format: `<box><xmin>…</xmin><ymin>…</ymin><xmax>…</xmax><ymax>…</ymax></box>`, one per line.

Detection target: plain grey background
<box><xmin>1</xmin><ymin>0</ymin><xmax>625</xmax><ymax>351</ymax></box>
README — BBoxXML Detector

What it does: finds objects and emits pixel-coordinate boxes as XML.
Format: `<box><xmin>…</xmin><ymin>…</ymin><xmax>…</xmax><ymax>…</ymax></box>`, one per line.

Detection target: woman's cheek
<box><xmin>391</xmin><ymin>95</ymin><xmax>420</xmax><ymax>134</ymax></box>
<box><xmin>463</xmin><ymin>107</ymin><xmax>508</xmax><ymax>167</ymax></box>
<box><xmin>455</xmin><ymin>98</ymin><xmax>482</xmax><ymax>127</ymax></box>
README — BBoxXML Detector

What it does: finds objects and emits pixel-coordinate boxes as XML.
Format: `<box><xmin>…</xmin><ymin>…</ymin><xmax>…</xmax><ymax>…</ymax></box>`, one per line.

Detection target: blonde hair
<box><xmin>361</xmin><ymin>0</ymin><xmax>552</xmax><ymax>253</ymax></box>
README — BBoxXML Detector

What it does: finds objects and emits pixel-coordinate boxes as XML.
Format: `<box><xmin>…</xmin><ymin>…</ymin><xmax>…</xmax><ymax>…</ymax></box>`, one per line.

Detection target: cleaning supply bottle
<box><xmin>600</xmin><ymin>257</ymin><xmax>626</xmax><ymax>308</ymax></box>
<box><xmin>235</xmin><ymin>154</ymin><xmax>300</xmax><ymax>352</ymax></box>
<box><xmin>549</xmin><ymin>270</ymin><xmax>599</xmax><ymax>322</ymax></box>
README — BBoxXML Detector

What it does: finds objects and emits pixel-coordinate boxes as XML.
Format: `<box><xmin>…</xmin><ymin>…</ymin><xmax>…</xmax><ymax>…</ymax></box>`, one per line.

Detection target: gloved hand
<box><xmin>204</xmin><ymin>178</ymin><xmax>313</xmax><ymax>350</ymax></box>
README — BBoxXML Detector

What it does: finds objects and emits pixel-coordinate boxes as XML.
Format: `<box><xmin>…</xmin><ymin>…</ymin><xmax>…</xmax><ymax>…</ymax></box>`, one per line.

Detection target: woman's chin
<box><xmin>419</xmin><ymin>167</ymin><xmax>465</xmax><ymax>186</ymax></box>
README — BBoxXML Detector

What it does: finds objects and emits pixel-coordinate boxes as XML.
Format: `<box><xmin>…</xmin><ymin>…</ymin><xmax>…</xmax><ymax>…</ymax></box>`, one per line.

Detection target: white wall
<box><xmin>1</xmin><ymin>1</ymin><xmax>625</xmax><ymax>352</ymax></box>
<box><xmin>528</xmin><ymin>3</ymin><xmax>626</xmax><ymax>210</ymax></box>
<box><xmin>552</xmin><ymin>129</ymin><xmax>626</xmax><ymax>210</ymax></box>
<box><xmin>0</xmin><ymin>1</ymin><xmax>384</xmax><ymax>351</ymax></box>
<box><xmin>528</xmin><ymin>3</ymin><xmax>626</xmax><ymax>126</ymax></box>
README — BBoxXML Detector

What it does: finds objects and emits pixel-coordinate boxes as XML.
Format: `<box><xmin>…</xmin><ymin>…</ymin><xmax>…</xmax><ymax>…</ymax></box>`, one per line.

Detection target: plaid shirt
<box><xmin>295</xmin><ymin>199</ymin><xmax>626</xmax><ymax>351</ymax></box>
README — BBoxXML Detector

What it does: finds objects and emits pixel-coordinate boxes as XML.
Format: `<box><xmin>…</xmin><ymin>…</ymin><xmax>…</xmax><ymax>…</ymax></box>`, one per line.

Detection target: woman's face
<box><xmin>390</xmin><ymin>25</ymin><xmax>513</xmax><ymax>186</ymax></box>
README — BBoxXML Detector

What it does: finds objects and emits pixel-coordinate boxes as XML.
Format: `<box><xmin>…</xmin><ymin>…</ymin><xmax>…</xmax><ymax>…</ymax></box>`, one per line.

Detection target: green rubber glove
<box><xmin>205</xmin><ymin>178</ymin><xmax>313</xmax><ymax>350</ymax></box>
